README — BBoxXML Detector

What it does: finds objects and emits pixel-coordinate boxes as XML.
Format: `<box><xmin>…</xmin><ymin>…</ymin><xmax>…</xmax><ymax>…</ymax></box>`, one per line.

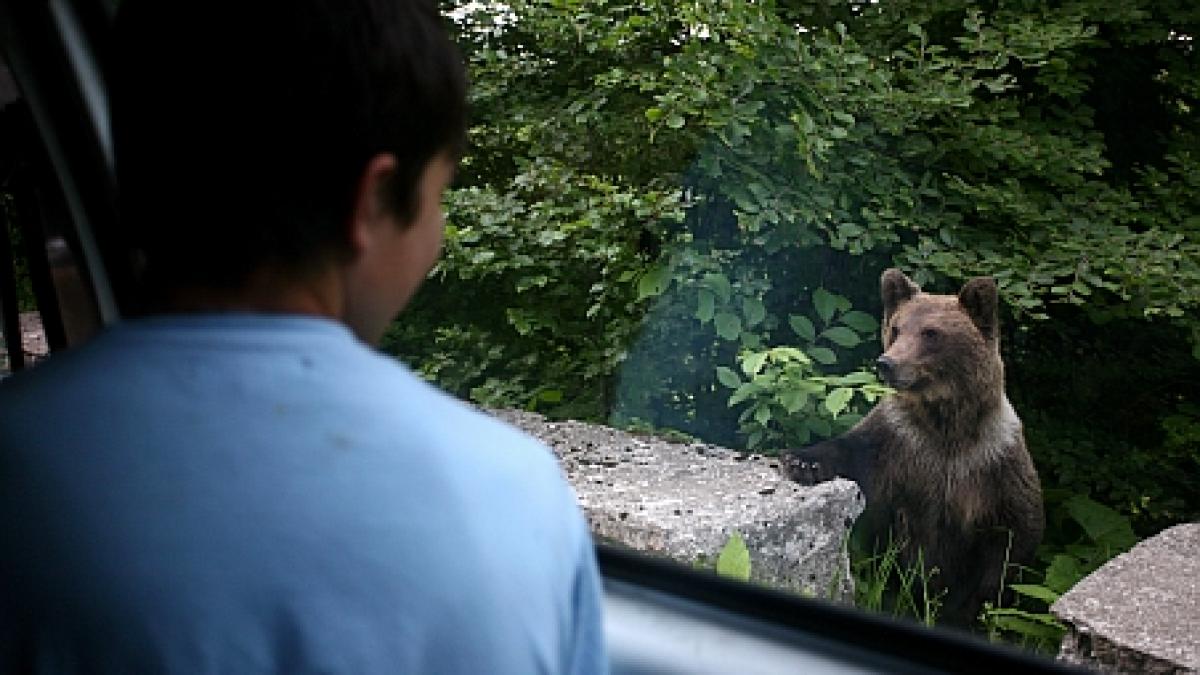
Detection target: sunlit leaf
<box><xmin>825</xmin><ymin>387</ymin><xmax>854</xmax><ymax>416</ymax></box>
<box><xmin>779</xmin><ymin>389</ymin><xmax>809</xmax><ymax>413</ymax></box>
<box><xmin>837</xmin><ymin>371</ymin><xmax>878</xmax><ymax>385</ymax></box>
<box><xmin>729</xmin><ymin>382</ymin><xmax>759</xmax><ymax>406</ymax></box>
<box><xmin>716</xmin><ymin>532</ymin><xmax>752</xmax><ymax>582</ymax></box>
<box><xmin>741</xmin><ymin>351</ymin><xmax>769</xmax><ymax>376</ymax></box>
<box><xmin>716</xmin><ymin>366</ymin><xmax>742</xmax><ymax>389</ymax></box>
<box><xmin>754</xmin><ymin>404</ymin><xmax>773</xmax><ymax>425</ymax></box>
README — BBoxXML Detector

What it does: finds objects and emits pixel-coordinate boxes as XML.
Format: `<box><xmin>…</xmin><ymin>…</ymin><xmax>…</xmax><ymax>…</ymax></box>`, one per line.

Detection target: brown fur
<box><xmin>781</xmin><ymin>269</ymin><xmax>1043</xmax><ymax>627</ymax></box>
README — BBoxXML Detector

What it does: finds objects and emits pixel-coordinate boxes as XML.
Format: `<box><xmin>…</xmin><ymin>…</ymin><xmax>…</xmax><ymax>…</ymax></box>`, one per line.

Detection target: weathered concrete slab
<box><xmin>1052</xmin><ymin>523</ymin><xmax>1200</xmax><ymax>674</ymax></box>
<box><xmin>490</xmin><ymin>409</ymin><xmax>864</xmax><ymax>602</ymax></box>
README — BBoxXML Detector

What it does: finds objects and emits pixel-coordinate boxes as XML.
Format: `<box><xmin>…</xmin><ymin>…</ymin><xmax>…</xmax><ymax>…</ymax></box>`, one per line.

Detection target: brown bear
<box><xmin>781</xmin><ymin>268</ymin><xmax>1043</xmax><ymax>628</ymax></box>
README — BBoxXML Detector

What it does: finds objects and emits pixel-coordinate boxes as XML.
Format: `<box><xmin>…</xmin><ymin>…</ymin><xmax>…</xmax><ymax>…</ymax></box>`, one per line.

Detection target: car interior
<box><xmin>0</xmin><ymin>0</ymin><xmax>1090</xmax><ymax>672</ymax></box>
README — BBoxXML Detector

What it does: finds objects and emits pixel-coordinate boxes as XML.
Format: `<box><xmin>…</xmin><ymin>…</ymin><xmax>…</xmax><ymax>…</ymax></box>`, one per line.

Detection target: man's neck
<box><xmin>162</xmin><ymin>265</ymin><xmax>344</xmax><ymax>321</ymax></box>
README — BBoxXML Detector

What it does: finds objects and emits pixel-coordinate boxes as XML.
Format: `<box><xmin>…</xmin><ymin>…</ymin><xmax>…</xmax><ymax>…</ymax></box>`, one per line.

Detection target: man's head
<box><xmin>112</xmin><ymin>0</ymin><xmax>467</xmax><ymax>333</ymax></box>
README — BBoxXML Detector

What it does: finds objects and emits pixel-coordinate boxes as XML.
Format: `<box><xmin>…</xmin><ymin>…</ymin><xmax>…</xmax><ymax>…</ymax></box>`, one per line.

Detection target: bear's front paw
<box><xmin>780</xmin><ymin>453</ymin><xmax>826</xmax><ymax>486</ymax></box>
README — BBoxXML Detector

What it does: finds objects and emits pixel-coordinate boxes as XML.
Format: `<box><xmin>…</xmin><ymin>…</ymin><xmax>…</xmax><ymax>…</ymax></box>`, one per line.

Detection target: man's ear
<box><xmin>347</xmin><ymin>153</ymin><xmax>399</xmax><ymax>254</ymax></box>
<box><xmin>881</xmin><ymin>268</ymin><xmax>919</xmax><ymax>326</ymax></box>
<box><xmin>958</xmin><ymin>276</ymin><xmax>999</xmax><ymax>341</ymax></box>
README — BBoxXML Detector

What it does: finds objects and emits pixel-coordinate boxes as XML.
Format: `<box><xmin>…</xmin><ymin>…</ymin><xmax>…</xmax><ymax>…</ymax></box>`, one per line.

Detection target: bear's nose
<box><xmin>876</xmin><ymin>356</ymin><xmax>896</xmax><ymax>383</ymax></box>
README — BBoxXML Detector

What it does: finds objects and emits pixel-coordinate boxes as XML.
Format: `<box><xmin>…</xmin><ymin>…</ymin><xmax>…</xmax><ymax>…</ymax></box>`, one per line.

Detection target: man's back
<box><xmin>0</xmin><ymin>314</ymin><xmax>604</xmax><ymax>672</ymax></box>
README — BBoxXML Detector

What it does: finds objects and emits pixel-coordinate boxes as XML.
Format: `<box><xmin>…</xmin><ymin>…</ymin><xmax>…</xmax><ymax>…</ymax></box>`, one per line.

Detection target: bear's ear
<box><xmin>958</xmin><ymin>276</ymin><xmax>999</xmax><ymax>341</ymax></box>
<box><xmin>881</xmin><ymin>268</ymin><xmax>919</xmax><ymax>324</ymax></box>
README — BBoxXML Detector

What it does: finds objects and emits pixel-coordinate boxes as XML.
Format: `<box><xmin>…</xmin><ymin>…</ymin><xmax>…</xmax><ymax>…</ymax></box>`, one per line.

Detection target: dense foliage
<box><xmin>387</xmin><ymin>0</ymin><xmax>1200</xmax><ymax>542</ymax></box>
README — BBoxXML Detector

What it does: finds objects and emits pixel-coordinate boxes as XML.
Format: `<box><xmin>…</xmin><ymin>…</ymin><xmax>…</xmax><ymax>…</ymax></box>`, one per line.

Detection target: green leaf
<box><xmin>840</xmin><ymin>310</ymin><xmax>879</xmax><ymax>333</ymax></box>
<box><xmin>825</xmin><ymin>387</ymin><xmax>854</xmax><ymax>416</ymax></box>
<box><xmin>789</xmin><ymin>315</ymin><xmax>816</xmax><ymax>342</ymax></box>
<box><xmin>716</xmin><ymin>532</ymin><xmax>752</xmax><ymax>582</ymax></box>
<box><xmin>806</xmin><ymin>417</ymin><xmax>832</xmax><ymax>438</ymax></box>
<box><xmin>666</xmin><ymin>113</ymin><xmax>686</xmax><ymax>129</ymax></box>
<box><xmin>637</xmin><ymin>265</ymin><xmax>672</xmax><ymax>301</ymax></box>
<box><xmin>754</xmin><ymin>404</ymin><xmax>773</xmax><ymax>426</ymax></box>
<box><xmin>813</xmin><ymin>288</ymin><xmax>839</xmax><ymax>325</ymax></box>
<box><xmin>833</xmin><ymin>293</ymin><xmax>852</xmax><ymax>314</ymax></box>
<box><xmin>985</xmin><ymin>610</ymin><xmax>1065</xmax><ymax>641</ymax></box>
<box><xmin>795</xmin><ymin>109</ymin><xmax>815</xmax><ymax>134</ymax></box>
<box><xmin>696</xmin><ymin>289</ymin><xmax>716</xmax><ymax>323</ymax></box>
<box><xmin>644</xmin><ymin>107</ymin><xmax>663</xmax><ymax>123</ymax></box>
<box><xmin>1009</xmin><ymin>584</ymin><xmax>1060</xmax><ymax>605</ymax></box>
<box><xmin>1065</xmin><ymin>495</ymin><xmax>1137</xmax><ymax>553</ymax></box>
<box><xmin>704</xmin><ymin>273</ymin><xmax>733</xmax><ymax>303</ymax></box>
<box><xmin>836</xmin><ymin>412</ymin><xmax>863</xmax><ymax>429</ymax></box>
<box><xmin>729</xmin><ymin>383</ymin><xmax>759</xmax><ymax>407</ymax></box>
<box><xmin>822</xmin><ymin>327</ymin><xmax>862</xmax><ymax>348</ymax></box>
<box><xmin>507</xmin><ymin>308</ymin><xmax>533</xmax><ymax>336</ymax></box>
<box><xmin>743</xmin><ymin>297</ymin><xmax>767</xmax><ymax>327</ymax></box>
<box><xmin>809</xmin><ymin>347</ymin><xmax>838</xmax><ymax>365</ymax></box>
<box><xmin>741</xmin><ymin>351</ymin><xmax>769</xmax><ymax>376</ymax></box>
<box><xmin>715</xmin><ymin>312</ymin><xmax>742</xmax><ymax>341</ymax></box>
<box><xmin>716</xmin><ymin>366</ymin><xmax>743</xmax><ymax>389</ymax></box>
<box><xmin>1043</xmin><ymin>554</ymin><xmax>1085</xmax><ymax>594</ymax></box>
<box><xmin>795</xmin><ymin>426</ymin><xmax>811</xmax><ymax>445</ymax></box>
<box><xmin>779</xmin><ymin>389</ymin><xmax>809</xmax><ymax>413</ymax></box>
<box><xmin>837</xmin><ymin>371</ymin><xmax>878</xmax><ymax>385</ymax></box>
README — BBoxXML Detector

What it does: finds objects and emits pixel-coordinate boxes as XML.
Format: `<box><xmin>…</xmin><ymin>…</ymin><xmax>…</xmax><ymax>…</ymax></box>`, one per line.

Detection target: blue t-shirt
<box><xmin>0</xmin><ymin>314</ymin><xmax>607</xmax><ymax>673</ymax></box>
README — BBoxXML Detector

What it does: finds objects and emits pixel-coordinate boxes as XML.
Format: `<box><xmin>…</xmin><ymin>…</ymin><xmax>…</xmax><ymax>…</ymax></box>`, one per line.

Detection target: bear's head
<box><xmin>876</xmin><ymin>268</ymin><xmax>1003</xmax><ymax>402</ymax></box>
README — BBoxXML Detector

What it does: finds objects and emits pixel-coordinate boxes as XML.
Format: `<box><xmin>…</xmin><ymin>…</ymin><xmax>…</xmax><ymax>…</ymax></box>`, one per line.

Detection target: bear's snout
<box><xmin>876</xmin><ymin>355</ymin><xmax>897</xmax><ymax>385</ymax></box>
<box><xmin>877</xmin><ymin>354</ymin><xmax>922</xmax><ymax>390</ymax></box>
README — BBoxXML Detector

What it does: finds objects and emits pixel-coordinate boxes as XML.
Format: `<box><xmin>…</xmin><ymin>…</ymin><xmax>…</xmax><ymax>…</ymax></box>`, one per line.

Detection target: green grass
<box><xmin>851</xmin><ymin>535</ymin><xmax>944</xmax><ymax>627</ymax></box>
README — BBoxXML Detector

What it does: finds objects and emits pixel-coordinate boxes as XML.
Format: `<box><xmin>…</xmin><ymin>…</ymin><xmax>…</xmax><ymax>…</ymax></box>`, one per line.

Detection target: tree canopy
<box><xmin>388</xmin><ymin>0</ymin><xmax>1200</xmax><ymax>532</ymax></box>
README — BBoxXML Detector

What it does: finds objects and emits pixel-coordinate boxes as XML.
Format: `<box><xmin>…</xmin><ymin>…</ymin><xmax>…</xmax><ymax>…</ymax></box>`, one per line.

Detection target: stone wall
<box><xmin>491</xmin><ymin>409</ymin><xmax>864</xmax><ymax>602</ymax></box>
<box><xmin>1052</xmin><ymin>523</ymin><xmax>1200</xmax><ymax>674</ymax></box>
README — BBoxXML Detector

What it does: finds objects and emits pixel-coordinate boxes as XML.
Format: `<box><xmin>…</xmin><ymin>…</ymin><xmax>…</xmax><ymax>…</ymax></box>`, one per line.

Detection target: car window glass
<box><xmin>380</xmin><ymin>0</ymin><xmax>1200</xmax><ymax>659</ymax></box>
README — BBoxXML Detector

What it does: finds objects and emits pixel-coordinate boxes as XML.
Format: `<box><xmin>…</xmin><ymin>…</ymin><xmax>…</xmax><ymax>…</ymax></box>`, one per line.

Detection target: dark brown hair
<box><xmin>112</xmin><ymin>0</ymin><xmax>468</xmax><ymax>291</ymax></box>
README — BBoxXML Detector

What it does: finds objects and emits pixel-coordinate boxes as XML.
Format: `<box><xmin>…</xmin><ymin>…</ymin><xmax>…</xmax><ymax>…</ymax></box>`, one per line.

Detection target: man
<box><xmin>0</xmin><ymin>0</ymin><xmax>607</xmax><ymax>672</ymax></box>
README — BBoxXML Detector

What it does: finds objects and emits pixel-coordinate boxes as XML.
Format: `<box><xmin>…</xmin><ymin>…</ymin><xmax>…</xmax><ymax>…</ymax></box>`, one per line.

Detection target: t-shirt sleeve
<box><xmin>565</xmin><ymin>526</ymin><xmax>609</xmax><ymax>675</ymax></box>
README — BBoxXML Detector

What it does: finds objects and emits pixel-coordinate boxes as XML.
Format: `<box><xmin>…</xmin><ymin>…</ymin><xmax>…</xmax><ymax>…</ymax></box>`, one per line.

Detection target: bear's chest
<box><xmin>876</xmin><ymin>450</ymin><xmax>1002</xmax><ymax>534</ymax></box>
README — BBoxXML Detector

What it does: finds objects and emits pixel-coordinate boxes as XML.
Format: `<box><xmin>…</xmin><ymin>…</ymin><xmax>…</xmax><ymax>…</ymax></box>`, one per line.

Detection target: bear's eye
<box><xmin>921</xmin><ymin>327</ymin><xmax>940</xmax><ymax>340</ymax></box>
<box><xmin>889</xmin><ymin>325</ymin><xmax>899</xmax><ymax>342</ymax></box>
